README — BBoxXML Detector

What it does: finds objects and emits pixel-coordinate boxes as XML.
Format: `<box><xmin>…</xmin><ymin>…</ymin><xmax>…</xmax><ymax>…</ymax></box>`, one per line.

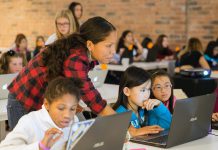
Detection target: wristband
<box><xmin>39</xmin><ymin>141</ymin><xmax>50</xmax><ymax>150</ymax></box>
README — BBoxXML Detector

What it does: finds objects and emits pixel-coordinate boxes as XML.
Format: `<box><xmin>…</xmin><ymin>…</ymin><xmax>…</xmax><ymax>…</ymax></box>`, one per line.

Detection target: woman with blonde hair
<box><xmin>178</xmin><ymin>37</ymin><xmax>210</xmax><ymax>69</ymax></box>
<box><xmin>45</xmin><ymin>9</ymin><xmax>78</xmax><ymax>45</ymax></box>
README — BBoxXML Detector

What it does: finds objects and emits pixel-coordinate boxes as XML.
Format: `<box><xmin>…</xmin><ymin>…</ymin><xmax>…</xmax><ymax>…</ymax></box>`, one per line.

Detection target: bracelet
<box><xmin>39</xmin><ymin>141</ymin><xmax>50</xmax><ymax>150</ymax></box>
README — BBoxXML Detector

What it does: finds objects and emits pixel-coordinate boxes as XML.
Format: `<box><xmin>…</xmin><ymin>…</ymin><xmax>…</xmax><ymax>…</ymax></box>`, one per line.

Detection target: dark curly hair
<box><xmin>44</xmin><ymin>77</ymin><xmax>83</xmax><ymax>104</ymax></box>
<box><xmin>42</xmin><ymin>16</ymin><xmax>116</xmax><ymax>81</ymax></box>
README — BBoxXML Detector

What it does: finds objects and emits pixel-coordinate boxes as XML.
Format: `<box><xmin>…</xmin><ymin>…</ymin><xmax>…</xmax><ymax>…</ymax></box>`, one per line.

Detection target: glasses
<box><xmin>7</xmin><ymin>50</ymin><xmax>16</xmax><ymax>56</ymax></box>
<box><xmin>152</xmin><ymin>84</ymin><xmax>172</xmax><ymax>92</ymax></box>
<box><xmin>56</xmin><ymin>22</ymin><xmax>70</xmax><ymax>27</ymax></box>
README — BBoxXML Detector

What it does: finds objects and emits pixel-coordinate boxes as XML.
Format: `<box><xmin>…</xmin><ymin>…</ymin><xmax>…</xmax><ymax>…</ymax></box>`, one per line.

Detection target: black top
<box><xmin>180</xmin><ymin>51</ymin><xmax>202</xmax><ymax>68</ymax></box>
<box><xmin>119</xmin><ymin>45</ymin><xmax>137</xmax><ymax>64</ymax></box>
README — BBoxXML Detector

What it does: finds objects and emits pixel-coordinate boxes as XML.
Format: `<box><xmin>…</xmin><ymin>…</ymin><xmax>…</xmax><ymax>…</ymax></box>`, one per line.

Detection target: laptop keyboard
<box><xmin>146</xmin><ymin>135</ymin><xmax>168</xmax><ymax>144</ymax></box>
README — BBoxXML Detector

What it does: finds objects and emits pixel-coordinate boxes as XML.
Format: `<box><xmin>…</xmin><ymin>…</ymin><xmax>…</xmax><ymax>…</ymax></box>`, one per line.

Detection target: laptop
<box><xmin>0</xmin><ymin>73</ymin><xmax>17</xmax><ymax>100</ymax></box>
<box><xmin>130</xmin><ymin>93</ymin><xmax>216</xmax><ymax>148</ymax></box>
<box><xmin>88</xmin><ymin>69</ymin><xmax>108</xmax><ymax>88</ymax></box>
<box><xmin>66</xmin><ymin>111</ymin><xmax>131</xmax><ymax>150</ymax></box>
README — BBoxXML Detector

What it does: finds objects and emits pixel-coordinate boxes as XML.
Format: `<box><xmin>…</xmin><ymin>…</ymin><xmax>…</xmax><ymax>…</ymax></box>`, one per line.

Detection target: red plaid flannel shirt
<box><xmin>8</xmin><ymin>48</ymin><xmax>107</xmax><ymax>114</ymax></box>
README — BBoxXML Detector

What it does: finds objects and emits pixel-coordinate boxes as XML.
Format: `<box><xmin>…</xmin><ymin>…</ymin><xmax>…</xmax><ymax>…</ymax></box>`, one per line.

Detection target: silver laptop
<box><xmin>88</xmin><ymin>69</ymin><xmax>108</xmax><ymax>88</ymax></box>
<box><xmin>0</xmin><ymin>73</ymin><xmax>17</xmax><ymax>100</ymax></box>
<box><xmin>130</xmin><ymin>93</ymin><xmax>216</xmax><ymax>148</ymax></box>
<box><xmin>67</xmin><ymin>111</ymin><xmax>131</xmax><ymax>150</ymax></box>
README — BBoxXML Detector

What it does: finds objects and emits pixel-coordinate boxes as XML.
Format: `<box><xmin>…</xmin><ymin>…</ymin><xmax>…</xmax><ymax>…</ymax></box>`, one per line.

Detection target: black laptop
<box><xmin>67</xmin><ymin>111</ymin><xmax>131</xmax><ymax>150</ymax></box>
<box><xmin>130</xmin><ymin>94</ymin><xmax>216</xmax><ymax>148</ymax></box>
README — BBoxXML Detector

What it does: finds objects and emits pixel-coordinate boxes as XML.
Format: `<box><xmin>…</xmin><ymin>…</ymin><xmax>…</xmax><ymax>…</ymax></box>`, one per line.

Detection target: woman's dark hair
<box><xmin>155</xmin><ymin>34</ymin><xmax>167</xmax><ymax>49</ymax></box>
<box><xmin>205</xmin><ymin>41</ymin><xmax>217</xmax><ymax>57</ymax></box>
<box><xmin>69</xmin><ymin>2</ymin><xmax>82</xmax><ymax>14</ymax></box>
<box><xmin>150</xmin><ymin>70</ymin><xmax>174</xmax><ymax>114</ymax></box>
<box><xmin>44</xmin><ymin>77</ymin><xmax>83</xmax><ymax>104</ymax></box>
<box><xmin>15</xmin><ymin>33</ymin><xmax>27</xmax><ymax>48</ymax></box>
<box><xmin>69</xmin><ymin>2</ymin><xmax>82</xmax><ymax>29</ymax></box>
<box><xmin>113</xmin><ymin>66</ymin><xmax>151</xmax><ymax>110</ymax></box>
<box><xmin>141</xmin><ymin>37</ymin><xmax>152</xmax><ymax>49</ymax></box>
<box><xmin>116</xmin><ymin>30</ymin><xmax>132</xmax><ymax>53</ymax></box>
<box><xmin>42</xmin><ymin>16</ymin><xmax>116</xmax><ymax>81</ymax></box>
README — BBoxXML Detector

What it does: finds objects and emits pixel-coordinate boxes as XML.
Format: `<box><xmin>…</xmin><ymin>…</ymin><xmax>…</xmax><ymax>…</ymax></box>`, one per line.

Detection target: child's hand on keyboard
<box><xmin>129</xmin><ymin>125</ymin><xmax>164</xmax><ymax>137</ymax></box>
<box><xmin>212</xmin><ymin>113</ymin><xmax>218</xmax><ymax>122</ymax></box>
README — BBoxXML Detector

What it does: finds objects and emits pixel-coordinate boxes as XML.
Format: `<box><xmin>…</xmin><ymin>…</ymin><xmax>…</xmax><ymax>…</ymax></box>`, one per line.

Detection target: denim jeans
<box><xmin>7</xmin><ymin>93</ymin><xmax>27</xmax><ymax>130</ymax></box>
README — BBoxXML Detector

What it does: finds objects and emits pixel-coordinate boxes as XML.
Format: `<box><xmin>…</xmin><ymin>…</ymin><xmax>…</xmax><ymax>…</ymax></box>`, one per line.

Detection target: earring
<box><xmin>88</xmin><ymin>50</ymin><xmax>92</xmax><ymax>60</ymax></box>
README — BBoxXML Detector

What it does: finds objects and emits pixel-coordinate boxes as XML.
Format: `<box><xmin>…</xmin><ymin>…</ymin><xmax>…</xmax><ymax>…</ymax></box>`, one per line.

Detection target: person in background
<box><xmin>141</xmin><ymin>37</ymin><xmax>153</xmax><ymax>50</ymax></box>
<box><xmin>45</xmin><ymin>9</ymin><xmax>78</xmax><ymax>45</ymax></box>
<box><xmin>141</xmin><ymin>37</ymin><xmax>153</xmax><ymax>61</ymax></box>
<box><xmin>117</xmin><ymin>30</ymin><xmax>144</xmax><ymax>64</ymax></box>
<box><xmin>0</xmin><ymin>50</ymin><xmax>26</xmax><ymax>74</ymax></box>
<box><xmin>204</xmin><ymin>41</ymin><xmax>218</xmax><ymax>69</ymax></box>
<box><xmin>13</xmin><ymin>33</ymin><xmax>31</xmax><ymax>62</ymax></box>
<box><xmin>151</xmin><ymin>70</ymin><xmax>176</xmax><ymax>114</ymax></box>
<box><xmin>153</xmin><ymin>34</ymin><xmax>174</xmax><ymax>61</ymax></box>
<box><xmin>113</xmin><ymin>66</ymin><xmax>172</xmax><ymax>137</ymax></box>
<box><xmin>7</xmin><ymin>16</ymin><xmax>117</xmax><ymax>130</ymax></box>
<box><xmin>33</xmin><ymin>36</ymin><xmax>45</xmax><ymax>57</ymax></box>
<box><xmin>0</xmin><ymin>50</ymin><xmax>27</xmax><ymax>131</ymax></box>
<box><xmin>69</xmin><ymin>1</ymin><xmax>83</xmax><ymax>27</ymax></box>
<box><xmin>178</xmin><ymin>37</ymin><xmax>210</xmax><ymax>69</ymax></box>
<box><xmin>0</xmin><ymin>77</ymin><xmax>82</xmax><ymax>150</ymax></box>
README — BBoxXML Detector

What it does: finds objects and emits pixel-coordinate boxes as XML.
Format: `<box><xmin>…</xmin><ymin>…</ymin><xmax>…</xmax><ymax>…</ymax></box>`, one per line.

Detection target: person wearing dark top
<box><xmin>178</xmin><ymin>37</ymin><xmax>210</xmax><ymax>69</ymax></box>
<box><xmin>204</xmin><ymin>41</ymin><xmax>218</xmax><ymax>69</ymax></box>
<box><xmin>152</xmin><ymin>34</ymin><xmax>174</xmax><ymax>61</ymax></box>
<box><xmin>33</xmin><ymin>36</ymin><xmax>45</xmax><ymax>57</ymax></box>
<box><xmin>14</xmin><ymin>33</ymin><xmax>32</xmax><ymax>62</ymax></box>
<box><xmin>180</xmin><ymin>51</ymin><xmax>203</xmax><ymax>68</ymax></box>
<box><xmin>69</xmin><ymin>1</ymin><xmax>83</xmax><ymax>27</ymax></box>
<box><xmin>116</xmin><ymin>30</ymin><xmax>143</xmax><ymax>64</ymax></box>
<box><xmin>141</xmin><ymin>37</ymin><xmax>153</xmax><ymax>49</ymax></box>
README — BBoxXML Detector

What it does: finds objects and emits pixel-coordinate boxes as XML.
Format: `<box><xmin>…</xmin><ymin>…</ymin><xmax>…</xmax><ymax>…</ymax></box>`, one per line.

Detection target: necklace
<box><xmin>128</xmin><ymin>103</ymin><xmax>138</xmax><ymax>115</ymax></box>
<box><xmin>128</xmin><ymin>103</ymin><xmax>146</xmax><ymax>127</ymax></box>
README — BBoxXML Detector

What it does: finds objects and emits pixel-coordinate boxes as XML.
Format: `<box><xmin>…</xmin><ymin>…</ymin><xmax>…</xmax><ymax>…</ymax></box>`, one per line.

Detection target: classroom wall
<box><xmin>0</xmin><ymin>0</ymin><xmax>217</xmax><ymax>51</ymax></box>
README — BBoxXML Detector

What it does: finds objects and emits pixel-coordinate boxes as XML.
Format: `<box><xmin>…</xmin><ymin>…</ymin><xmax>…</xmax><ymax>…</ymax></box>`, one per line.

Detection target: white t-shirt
<box><xmin>0</xmin><ymin>105</ymin><xmax>79</xmax><ymax>150</ymax></box>
<box><xmin>45</xmin><ymin>33</ymin><xmax>58</xmax><ymax>45</ymax></box>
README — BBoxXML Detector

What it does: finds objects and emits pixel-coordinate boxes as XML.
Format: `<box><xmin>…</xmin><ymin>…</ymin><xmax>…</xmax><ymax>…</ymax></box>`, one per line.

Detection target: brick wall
<box><xmin>0</xmin><ymin>0</ymin><xmax>217</xmax><ymax>51</ymax></box>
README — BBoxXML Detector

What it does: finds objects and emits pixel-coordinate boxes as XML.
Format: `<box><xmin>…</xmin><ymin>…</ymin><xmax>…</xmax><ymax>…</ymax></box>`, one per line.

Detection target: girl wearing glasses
<box><xmin>113</xmin><ymin>66</ymin><xmax>171</xmax><ymax>137</ymax></box>
<box><xmin>151</xmin><ymin>70</ymin><xmax>176</xmax><ymax>114</ymax></box>
<box><xmin>45</xmin><ymin>9</ymin><xmax>78</xmax><ymax>45</ymax></box>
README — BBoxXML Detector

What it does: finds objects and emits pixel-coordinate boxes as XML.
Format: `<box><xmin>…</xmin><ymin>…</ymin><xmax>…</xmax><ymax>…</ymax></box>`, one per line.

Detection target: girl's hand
<box><xmin>140</xmin><ymin>125</ymin><xmax>164</xmax><ymax>135</ymax></box>
<box><xmin>39</xmin><ymin>128</ymin><xmax>63</xmax><ymax>150</ymax></box>
<box><xmin>212</xmin><ymin>113</ymin><xmax>218</xmax><ymax>122</ymax></box>
<box><xmin>142</xmin><ymin>99</ymin><xmax>161</xmax><ymax>110</ymax></box>
<box><xmin>129</xmin><ymin>125</ymin><xmax>164</xmax><ymax>137</ymax></box>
